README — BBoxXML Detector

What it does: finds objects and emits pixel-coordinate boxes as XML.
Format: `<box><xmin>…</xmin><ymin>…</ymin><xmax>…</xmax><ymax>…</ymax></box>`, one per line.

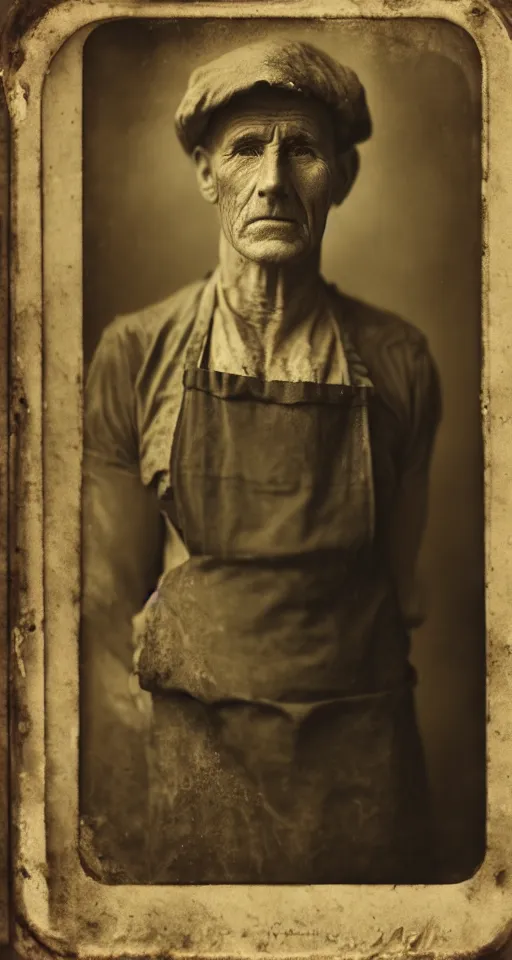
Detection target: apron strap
<box><xmin>322</xmin><ymin>283</ymin><xmax>375</xmax><ymax>391</ymax></box>
<box><xmin>338</xmin><ymin>323</ymin><xmax>375</xmax><ymax>392</ymax></box>
<box><xmin>184</xmin><ymin>270</ymin><xmax>219</xmax><ymax>369</ymax></box>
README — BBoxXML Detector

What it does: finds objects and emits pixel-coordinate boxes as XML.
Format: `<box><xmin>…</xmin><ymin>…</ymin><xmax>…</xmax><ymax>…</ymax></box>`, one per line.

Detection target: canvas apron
<box><xmin>138</xmin><ymin>298</ymin><xmax>432</xmax><ymax>884</ymax></box>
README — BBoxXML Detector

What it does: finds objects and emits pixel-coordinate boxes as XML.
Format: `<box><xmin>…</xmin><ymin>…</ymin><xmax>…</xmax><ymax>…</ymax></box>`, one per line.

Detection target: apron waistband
<box><xmin>182</xmin><ymin>367</ymin><xmax>374</xmax><ymax>404</ymax></box>
<box><xmin>152</xmin><ymin>677</ymin><xmax>417</xmax><ymax>719</ymax></box>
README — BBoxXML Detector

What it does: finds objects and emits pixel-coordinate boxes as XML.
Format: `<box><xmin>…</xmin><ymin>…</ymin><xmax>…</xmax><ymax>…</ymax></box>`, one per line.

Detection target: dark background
<box><xmin>82</xmin><ymin>17</ymin><xmax>485</xmax><ymax>879</ymax></box>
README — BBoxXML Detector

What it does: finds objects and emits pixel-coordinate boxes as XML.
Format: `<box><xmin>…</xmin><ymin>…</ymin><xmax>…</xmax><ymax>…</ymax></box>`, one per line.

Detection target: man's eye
<box><xmin>234</xmin><ymin>144</ymin><xmax>263</xmax><ymax>157</ymax></box>
<box><xmin>289</xmin><ymin>145</ymin><xmax>316</xmax><ymax>158</ymax></box>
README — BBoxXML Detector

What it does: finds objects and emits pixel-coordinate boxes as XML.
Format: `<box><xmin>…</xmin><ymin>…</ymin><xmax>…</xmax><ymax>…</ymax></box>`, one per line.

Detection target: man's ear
<box><xmin>193</xmin><ymin>146</ymin><xmax>219</xmax><ymax>204</ymax></box>
<box><xmin>331</xmin><ymin>147</ymin><xmax>360</xmax><ymax>207</ymax></box>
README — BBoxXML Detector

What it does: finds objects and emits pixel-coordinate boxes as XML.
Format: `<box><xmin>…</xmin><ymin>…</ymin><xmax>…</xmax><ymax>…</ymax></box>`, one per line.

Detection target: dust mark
<box><xmin>12</xmin><ymin>624</ymin><xmax>26</xmax><ymax>678</ymax></box>
<box><xmin>6</xmin><ymin>77</ymin><xmax>29</xmax><ymax>124</ymax></box>
<box><xmin>488</xmin><ymin>0</ymin><xmax>512</xmax><ymax>37</ymax></box>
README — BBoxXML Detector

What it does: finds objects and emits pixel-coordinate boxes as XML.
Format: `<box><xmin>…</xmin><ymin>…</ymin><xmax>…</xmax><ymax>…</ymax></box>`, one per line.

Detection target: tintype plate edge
<box><xmin>2</xmin><ymin>0</ymin><xmax>512</xmax><ymax>958</ymax></box>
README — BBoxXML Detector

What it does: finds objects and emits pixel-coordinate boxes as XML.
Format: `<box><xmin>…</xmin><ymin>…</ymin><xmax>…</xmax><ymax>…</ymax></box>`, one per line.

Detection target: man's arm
<box><xmin>80</xmin><ymin>321</ymin><xmax>164</xmax><ymax>881</ymax></box>
<box><xmin>387</xmin><ymin>339</ymin><xmax>442</xmax><ymax>630</ymax></box>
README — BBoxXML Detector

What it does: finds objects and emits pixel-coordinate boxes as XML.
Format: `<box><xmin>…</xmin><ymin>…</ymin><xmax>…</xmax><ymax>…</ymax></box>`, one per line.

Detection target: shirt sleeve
<box><xmin>387</xmin><ymin>338</ymin><xmax>442</xmax><ymax>629</ymax></box>
<box><xmin>82</xmin><ymin>322</ymin><xmax>165</xmax><ymax>661</ymax></box>
<box><xmin>80</xmin><ymin>323</ymin><xmax>165</xmax><ymax>876</ymax></box>
<box><xmin>84</xmin><ymin>322</ymin><xmax>140</xmax><ymax>468</ymax></box>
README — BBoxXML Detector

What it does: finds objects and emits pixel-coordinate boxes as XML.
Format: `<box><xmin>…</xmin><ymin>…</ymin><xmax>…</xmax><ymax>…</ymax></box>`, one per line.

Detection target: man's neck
<box><xmin>217</xmin><ymin>234</ymin><xmax>324</xmax><ymax>347</ymax></box>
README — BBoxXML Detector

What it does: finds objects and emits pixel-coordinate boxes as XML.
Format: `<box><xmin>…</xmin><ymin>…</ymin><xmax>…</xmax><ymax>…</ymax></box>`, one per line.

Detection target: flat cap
<box><xmin>175</xmin><ymin>40</ymin><xmax>372</xmax><ymax>154</ymax></box>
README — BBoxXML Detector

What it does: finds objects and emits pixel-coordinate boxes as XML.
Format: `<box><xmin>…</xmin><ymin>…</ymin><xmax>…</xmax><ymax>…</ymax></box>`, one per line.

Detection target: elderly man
<box><xmin>81</xmin><ymin>40</ymin><xmax>441</xmax><ymax>884</ymax></box>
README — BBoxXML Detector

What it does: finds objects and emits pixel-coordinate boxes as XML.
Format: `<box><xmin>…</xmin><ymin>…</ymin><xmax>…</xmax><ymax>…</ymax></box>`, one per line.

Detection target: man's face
<box><xmin>193</xmin><ymin>89</ymin><xmax>343</xmax><ymax>265</ymax></box>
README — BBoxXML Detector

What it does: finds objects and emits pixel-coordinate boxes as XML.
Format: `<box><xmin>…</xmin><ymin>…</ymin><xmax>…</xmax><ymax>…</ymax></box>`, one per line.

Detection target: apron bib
<box><xmin>137</xmin><ymin>290</ymin><xmax>432</xmax><ymax>883</ymax></box>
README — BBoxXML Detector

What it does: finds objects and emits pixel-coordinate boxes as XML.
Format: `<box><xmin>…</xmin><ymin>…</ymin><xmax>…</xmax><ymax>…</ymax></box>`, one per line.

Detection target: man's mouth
<box><xmin>248</xmin><ymin>216</ymin><xmax>297</xmax><ymax>225</ymax></box>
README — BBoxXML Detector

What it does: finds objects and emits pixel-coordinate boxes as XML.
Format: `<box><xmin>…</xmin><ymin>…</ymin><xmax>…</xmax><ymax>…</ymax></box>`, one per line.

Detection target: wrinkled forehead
<box><xmin>202</xmin><ymin>86</ymin><xmax>337</xmax><ymax>150</ymax></box>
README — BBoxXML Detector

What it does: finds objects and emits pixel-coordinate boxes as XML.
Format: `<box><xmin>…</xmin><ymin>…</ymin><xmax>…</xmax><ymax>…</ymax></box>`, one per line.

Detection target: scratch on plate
<box><xmin>13</xmin><ymin>625</ymin><xmax>26</xmax><ymax>678</ymax></box>
<box><xmin>7</xmin><ymin>78</ymin><xmax>29</xmax><ymax>124</ymax></box>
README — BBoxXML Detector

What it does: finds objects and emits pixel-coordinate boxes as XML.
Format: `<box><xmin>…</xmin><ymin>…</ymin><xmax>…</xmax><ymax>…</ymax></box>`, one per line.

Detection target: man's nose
<box><xmin>257</xmin><ymin>145</ymin><xmax>288</xmax><ymax>199</ymax></box>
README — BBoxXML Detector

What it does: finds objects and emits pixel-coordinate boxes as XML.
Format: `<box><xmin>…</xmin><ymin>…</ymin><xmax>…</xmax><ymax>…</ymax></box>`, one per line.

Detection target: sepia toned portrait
<box><xmin>5</xmin><ymin>0</ymin><xmax>512</xmax><ymax>956</ymax></box>
<box><xmin>79</xmin><ymin>16</ymin><xmax>485</xmax><ymax>887</ymax></box>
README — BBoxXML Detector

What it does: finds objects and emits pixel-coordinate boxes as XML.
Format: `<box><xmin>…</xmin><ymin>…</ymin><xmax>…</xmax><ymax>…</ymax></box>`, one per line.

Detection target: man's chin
<box><xmin>237</xmin><ymin>239</ymin><xmax>309</xmax><ymax>265</ymax></box>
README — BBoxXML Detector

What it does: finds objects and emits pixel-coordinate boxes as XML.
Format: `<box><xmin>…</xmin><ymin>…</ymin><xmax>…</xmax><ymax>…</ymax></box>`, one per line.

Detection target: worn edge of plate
<box><xmin>0</xmin><ymin>66</ymin><xmax>10</xmax><ymax>948</ymax></box>
<box><xmin>2</xmin><ymin>0</ymin><xmax>512</xmax><ymax>958</ymax></box>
